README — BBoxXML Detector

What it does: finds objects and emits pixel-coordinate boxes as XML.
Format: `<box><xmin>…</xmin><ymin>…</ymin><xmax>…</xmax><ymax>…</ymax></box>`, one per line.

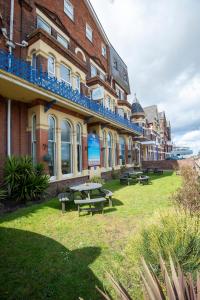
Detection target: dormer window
<box><xmin>37</xmin><ymin>16</ymin><xmax>51</xmax><ymax>34</ymax></box>
<box><xmin>86</xmin><ymin>23</ymin><xmax>93</xmax><ymax>42</ymax></box>
<box><xmin>64</xmin><ymin>0</ymin><xmax>74</xmax><ymax>21</ymax></box>
<box><xmin>113</xmin><ymin>59</ymin><xmax>118</xmax><ymax>70</ymax></box>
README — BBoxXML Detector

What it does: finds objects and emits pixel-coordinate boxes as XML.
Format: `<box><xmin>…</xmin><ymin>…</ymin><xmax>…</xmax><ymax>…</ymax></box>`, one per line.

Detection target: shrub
<box><xmin>97</xmin><ymin>257</ymin><xmax>200</xmax><ymax>300</ymax></box>
<box><xmin>111</xmin><ymin>168</ymin><xmax>119</xmax><ymax>179</ymax></box>
<box><xmin>4</xmin><ymin>156</ymin><xmax>50</xmax><ymax>203</ymax></box>
<box><xmin>88</xmin><ymin>176</ymin><xmax>105</xmax><ymax>185</ymax></box>
<box><xmin>0</xmin><ymin>188</ymin><xmax>6</xmax><ymax>201</ymax></box>
<box><xmin>125</xmin><ymin>212</ymin><xmax>200</xmax><ymax>276</ymax></box>
<box><xmin>173</xmin><ymin>166</ymin><xmax>200</xmax><ymax>216</ymax></box>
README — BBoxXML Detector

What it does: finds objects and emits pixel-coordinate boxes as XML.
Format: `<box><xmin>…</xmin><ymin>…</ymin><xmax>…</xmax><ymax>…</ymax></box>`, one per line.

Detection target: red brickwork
<box><xmin>0</xmin><ymin>98</ymin><xmax>7</xmax><ymax>179</ymax></box>
<box><xmin>142</xmin><ymin>159</ymin><xmax>195</xmax><ymax>171</ymax></box>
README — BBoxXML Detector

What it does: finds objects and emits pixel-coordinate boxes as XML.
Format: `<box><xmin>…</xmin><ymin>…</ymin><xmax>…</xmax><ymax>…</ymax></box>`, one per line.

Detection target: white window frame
<box><xmin>74</xmin><ymin>75</ymin><xmax>81</xmax><ymax>92</ymax></box>
<box><xmin>48</xmin><ymin>55</ymin><xmax>55</xmax><ymax>77</ymax></box>
<box><xmin>102</xmin><ymin>44</ymin><xmax>107</xmax><ymax>57</ymax></box>
<box><xmin>91</xmin><ymin>64</ymin><xmax>97</xmax><ymax>77</ymax></box>
<box><xmin>57</xmin><ymin>34</ymin><xmax>69</xmax><ymax>49</ymax></box>
<box><xmin>37</xmin><ymin>16</ymin><xmax>51</xmax><ymax>34</ymax></box>
<box><xmin>86</xmin><ymin>23</ymin><xmax>93</xmax><ymax>42</ymax></box>
<box><xmin>60</xmin><ymin>64</ymin><xmax>71</xmax><ymax>86</ymax></box>
<box><xmin>64</xmin><ymin>0</ymin><xmax>74</xmax><ymax>21</ymax></box>
<box><xmin>61</xmin><ymin>120</ymin><xmax>73</xmax><ymax>177</ymax></box>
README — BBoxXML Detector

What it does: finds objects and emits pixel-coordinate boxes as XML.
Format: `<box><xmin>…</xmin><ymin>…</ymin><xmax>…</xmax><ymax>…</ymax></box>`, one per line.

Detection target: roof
<box><xmin>109</xmin><ymin>45</ymin><xmax>131</xmax><ymax>94</ymax></box>
<box><xmin>131</xmin><ymin>94</ymin><xmax>144</xmax><ymax>114</ymax></box>
<box><xmin>144</xmin><ymin>105</ymin><xmax>159</xmax><ymax>123</ymax></box>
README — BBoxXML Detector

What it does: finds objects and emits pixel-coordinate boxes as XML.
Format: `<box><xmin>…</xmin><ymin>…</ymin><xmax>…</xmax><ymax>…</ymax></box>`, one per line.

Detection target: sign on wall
<box><xmin>88</xmin><ymin>133</ymin><xmax>100</xmax><ymax>166</ymax></box>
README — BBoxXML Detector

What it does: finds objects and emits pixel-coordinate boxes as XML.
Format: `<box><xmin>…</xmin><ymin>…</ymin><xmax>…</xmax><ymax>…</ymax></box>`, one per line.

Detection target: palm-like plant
<box><xmin>97</xmin><ymin>257</ymin><xmax>200</xmax><ymax>300</ymax></box>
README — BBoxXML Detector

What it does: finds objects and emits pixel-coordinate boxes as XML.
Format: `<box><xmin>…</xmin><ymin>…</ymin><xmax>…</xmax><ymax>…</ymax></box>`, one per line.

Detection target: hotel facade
<box><xmin>0</xmin><ymin>0</ymin><xmax>171</xmax><ymax>186</ymax></box>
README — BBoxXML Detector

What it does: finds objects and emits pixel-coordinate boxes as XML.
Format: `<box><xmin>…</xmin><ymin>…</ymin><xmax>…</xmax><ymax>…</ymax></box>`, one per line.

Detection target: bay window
<box><xmin>60</xmin><ymin>64</ymin><xmax>71</xmax><ymax>86</ymax></box>
<box><xmin>48</xmin><ymin>55</ymin><xmax>55</xmax><ymax>77</ymax></box>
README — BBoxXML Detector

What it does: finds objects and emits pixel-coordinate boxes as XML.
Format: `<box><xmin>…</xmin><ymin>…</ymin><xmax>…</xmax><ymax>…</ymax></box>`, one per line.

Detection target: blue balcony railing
<box><xmin>0</xmin><ymin>50</ymin><xmax>143</xmax><ymax>135</ymax></box>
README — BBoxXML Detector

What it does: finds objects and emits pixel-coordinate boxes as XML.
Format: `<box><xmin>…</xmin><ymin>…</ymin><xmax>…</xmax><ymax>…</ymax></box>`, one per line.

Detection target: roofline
<box><xmin>84</xmin><ymin>0</ymin><xmax>110</xmax><ymax>45</ymax></box>
<box><xmin>84</xmin><ymin>1</ymin><xmax>129</xmax><ymax>68</ymax></box>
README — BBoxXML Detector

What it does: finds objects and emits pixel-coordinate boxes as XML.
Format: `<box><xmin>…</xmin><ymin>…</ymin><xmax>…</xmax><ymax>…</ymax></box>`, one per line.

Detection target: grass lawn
<box><xmin>0</xmin><ymin>172</ymin><xmax>181</xmax><ymax>300</ymax></box>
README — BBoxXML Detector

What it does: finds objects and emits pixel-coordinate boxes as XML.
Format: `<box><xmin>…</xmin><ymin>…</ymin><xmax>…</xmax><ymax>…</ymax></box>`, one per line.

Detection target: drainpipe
<box><xmin>7</xmin><ymin>0</ymin><xmax>14</xmax><ymax>156</ymax></box>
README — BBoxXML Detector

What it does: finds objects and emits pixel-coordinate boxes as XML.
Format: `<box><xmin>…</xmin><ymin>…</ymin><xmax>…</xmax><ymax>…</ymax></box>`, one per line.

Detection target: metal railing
<box><xmin>0</xmin><ymin>50</ymin><xmax>143</xmax><ymax>135</ymax></box>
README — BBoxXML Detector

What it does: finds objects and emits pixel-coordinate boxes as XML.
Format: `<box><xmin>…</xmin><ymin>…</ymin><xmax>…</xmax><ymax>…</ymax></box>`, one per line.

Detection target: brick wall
<box><xmin>0</xmin><ymin>98</ymin><xmax>7</xmax><ymax>179</ymax></box>
<box><xmin>0</xmin><ymin>0</ymin><xmax>109</xmax><ymax>74</ymax></box>
<box><xmin>142</xmin><ymin>159</ymin><xmax>195</xmax><ymax>170</ymax></box>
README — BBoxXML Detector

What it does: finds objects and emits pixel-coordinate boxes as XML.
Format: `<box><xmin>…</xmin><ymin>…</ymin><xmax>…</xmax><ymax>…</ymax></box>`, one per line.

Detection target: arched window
<box><xmin>107</xmin><ymin>132</ymin><xmax>112</xmax><ymax>167</ymax></box>
<box><xmin>31</xmin><ymin>114</ymin><xmax>37</xmax><ymax>164</ymax></box>
<box><xmin>61</xmin><ymin>120</ymin><xmax>72</xmax><ymax>175</ymax></box>
<box><xmin>48</xmin><ymin>115</ymin><xmax>56</xmax><ymax>178</ymax></box>
<box><xmin>103</xmin><ymin>131</ymin><xmax>107</xmax><ymax>168</ymax></box>
<box><xmin>128</xmin><ymin>138</ymin><xmax>132</xmax><ymax>164</ymax></box>
<box><xmin>119</xmin><ymin>136</ymin><xmax>126</xmax><ymax>165</ymax></box>
<box><xmin>77</xmin><ymin>124</ymin><xmax>82</xmax><ymax>173</ymax></box>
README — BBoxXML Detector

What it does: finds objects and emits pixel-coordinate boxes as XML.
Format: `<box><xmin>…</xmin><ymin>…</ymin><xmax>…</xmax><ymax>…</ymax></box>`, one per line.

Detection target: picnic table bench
<box><xmin>74</xmin><ymin>197</ymin><xmax>106</xmax><ymax>216</ymax></box>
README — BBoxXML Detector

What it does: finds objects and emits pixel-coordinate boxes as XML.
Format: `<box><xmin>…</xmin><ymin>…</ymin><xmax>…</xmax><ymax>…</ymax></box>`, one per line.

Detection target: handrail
<box><xmin>0</xmin><ymin>50</ymin><xmax>143</xmax><ymax>135</ymax></box>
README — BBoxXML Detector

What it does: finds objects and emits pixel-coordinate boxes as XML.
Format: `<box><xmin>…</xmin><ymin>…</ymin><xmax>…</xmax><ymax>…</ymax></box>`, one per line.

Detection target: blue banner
<box><xmin>88</xmin><ymin>133</ymin><xmax>100</xmax><ymax>166</ymax></box>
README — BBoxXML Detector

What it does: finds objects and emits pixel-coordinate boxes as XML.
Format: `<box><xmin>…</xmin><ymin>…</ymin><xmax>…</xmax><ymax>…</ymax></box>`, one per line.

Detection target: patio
<box><xmin>0</xmin><ymin>172</ymin><xmax>181</xmax><ymax>300</ymax></box>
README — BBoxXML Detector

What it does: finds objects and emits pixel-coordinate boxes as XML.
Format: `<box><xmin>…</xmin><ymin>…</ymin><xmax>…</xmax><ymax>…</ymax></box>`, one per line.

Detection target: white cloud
<box><xmin>91</xmin><ymin>0</ymin><xmax>200</xmax><ymax>153</ymax></box>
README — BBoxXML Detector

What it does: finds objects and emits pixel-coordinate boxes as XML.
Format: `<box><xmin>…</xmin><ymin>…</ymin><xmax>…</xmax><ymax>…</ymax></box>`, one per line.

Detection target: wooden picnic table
<box><xmin>70</xmin><ymin>183</ymin><xmax>102</xmax><ymax>200</ymax></box>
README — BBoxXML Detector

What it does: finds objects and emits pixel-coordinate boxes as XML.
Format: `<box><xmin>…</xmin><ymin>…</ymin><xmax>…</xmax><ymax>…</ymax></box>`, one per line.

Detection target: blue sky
<box><xmin>91</xmin><ymin>0</ymin><xmax>200</xmax><ymax>154</ymax></box>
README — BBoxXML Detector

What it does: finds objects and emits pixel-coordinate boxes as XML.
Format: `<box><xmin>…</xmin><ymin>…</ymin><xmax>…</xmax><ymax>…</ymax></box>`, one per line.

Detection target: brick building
<box><xmin>0</xmin><ymin>0</ymin><xmax>144</xmax><ymax>185</ymax></box>
<box><xmin>131</xmin><ymin>97</ymin><xmax>172</xmax><ymax>161</ymax></box>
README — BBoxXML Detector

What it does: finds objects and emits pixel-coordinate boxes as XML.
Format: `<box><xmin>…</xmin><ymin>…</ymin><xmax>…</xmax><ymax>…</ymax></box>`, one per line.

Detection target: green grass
<box><xmin>0</xmin><ymin>172</ymin><xmax>181</xmax><ymax>300</ymax></box>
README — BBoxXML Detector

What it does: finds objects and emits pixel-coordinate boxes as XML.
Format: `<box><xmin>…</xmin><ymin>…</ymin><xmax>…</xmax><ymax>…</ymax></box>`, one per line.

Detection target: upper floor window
<box><xmin>48</xmin><ymin>55</ymin><xmax>55</xmax><ymax>77</ymax></box>
<box><xmin>64</xmin><ymin>0</ymin><xmax>74</xmax><ymax>21</ymax></box>
<box><xmin>32</xmin><ymin>53</ymin><xmax>37</xmax><ymax>70</ymax></box>
<box><xmin>99</xmin><ymin>72</ymin><xmax>106</xmax><ymax>81</ymax></box>
<box><xmin>74</xmin><ymin>75</ymin><xmax>80</xmax><ymax>92</ymax></box>
<box><xmin>102</xmin><ymin>44</ymin><xmax>107</xmax><ymax>57</ymax></box>
<box><xmin>113</xmin><ymin>59</ymin><xmax>118</xmax><ymax>70</ymax></box>
<box><xmin>116</xmin><ymin>86</ymin><xmax>125</xmax><ymax>100</ymax></box>
<box><xmin>60</xmin><ymin>64</ymin><xmax>71</xmax><ymax>86</ymax></box>
<box><xmin>86</xmin><ymin>23</ymin><xmax>93</xmax><ymax>42</ymax></box>
<box><xmin>91</xmin><ymin>64</ymin><xmax>97</xmax><ymax>77</ymax></box>
<box><xmin>118</xmin><ymin>108</ymin><xmax>124</xmax><ymax>118</ymax></box>
<box><xmin>37</xmin><ymin>16</ymin><xmax>51</xmax><ymax>34</ymax></box>
<box><xmin>57</xmin><ymin>34</ymin><xmax>69</xmax><ymax>49</ymax></box>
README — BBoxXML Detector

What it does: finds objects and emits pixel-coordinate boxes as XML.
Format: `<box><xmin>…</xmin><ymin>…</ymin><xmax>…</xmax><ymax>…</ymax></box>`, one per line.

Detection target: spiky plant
<box><xmin>97</xmin><ymin>257</ymin><xmax>200</xmax><ymax>300</ymax></box>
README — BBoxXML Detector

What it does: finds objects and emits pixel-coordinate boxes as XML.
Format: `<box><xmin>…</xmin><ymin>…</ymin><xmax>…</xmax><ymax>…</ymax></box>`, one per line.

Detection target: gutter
<box><xmin>7</xmin><ymin>0</ymin><xmax>14</xmax><ymax>156</ymax></box>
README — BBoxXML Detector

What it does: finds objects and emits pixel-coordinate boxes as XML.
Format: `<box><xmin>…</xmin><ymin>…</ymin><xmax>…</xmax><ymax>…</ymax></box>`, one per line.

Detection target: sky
<box><xmin>90</xmin><ymin>0</ymin><xmax>200</xmax><ymax>154</ymax></box>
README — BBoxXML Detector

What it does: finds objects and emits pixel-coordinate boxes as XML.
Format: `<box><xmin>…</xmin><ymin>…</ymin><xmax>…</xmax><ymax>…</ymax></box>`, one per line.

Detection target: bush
<box><xmin>4</xmin><ymin>156</ymin><xmax>50</xmax><ymax>203</ymax></box>
<box><xmin>125</xmin><ymin>212</ymin><xmax>200</xmax><ymax>276</ymax></box>
<box><xmin>0</xmin><ymin>188</ymin><xmax>6</xmax><ymax>201</ymax></box>
<box><xmin>88</xmin><ymin>176</ymin><xmax>105</xmax><ymax>185</ymax></box>
<box><xmin>173</xmin><ymin>166</ymin><xmax>200</xmax><ymax>216</ymax></box>
<box><xmin>97</xmin><ymin>257</ymin><xmax>200</xmax><ymax>300</ymax></box>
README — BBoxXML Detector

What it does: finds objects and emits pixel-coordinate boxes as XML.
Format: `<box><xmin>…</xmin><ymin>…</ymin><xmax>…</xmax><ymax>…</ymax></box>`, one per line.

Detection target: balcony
<box><xmin>0</xmin><ymin>50</ymin><xmax>143</xmax><ymax>135</ymax></box>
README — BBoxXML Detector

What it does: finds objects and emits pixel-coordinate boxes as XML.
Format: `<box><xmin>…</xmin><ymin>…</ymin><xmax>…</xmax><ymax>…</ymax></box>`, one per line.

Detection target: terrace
<box><xmin>0</xmin><ymin>50</ymin><xmax>143</xmax><ymax>135</ymax></box>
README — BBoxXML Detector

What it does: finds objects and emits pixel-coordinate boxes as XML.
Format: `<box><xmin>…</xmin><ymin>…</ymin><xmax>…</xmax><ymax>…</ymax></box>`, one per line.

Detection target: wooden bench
<box><xmin>120</xmin><ymin>175</ymin><xmax>133</xmax><ymax>185</ymax></box>
<box><xmin>100</xmin><ymin>189</ymin><xmax>113</xmax><ymax>207</ymax></box>
<box><xmin>74</xmin><ymin>198</ymin><xmax>106</xmax><ymax>216</ymax></box>
<box><xmin>58</xmin><ymin>193</ymin><xmax>70</xmax><ymax>213</ymax></box>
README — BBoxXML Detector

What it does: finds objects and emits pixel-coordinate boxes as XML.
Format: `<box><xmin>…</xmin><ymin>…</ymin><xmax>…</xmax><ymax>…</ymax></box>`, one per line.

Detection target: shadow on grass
<box><xmin>0</xmin><ymin>227</ymin><xmax>105</xmax><ymax>300</ymax></box>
